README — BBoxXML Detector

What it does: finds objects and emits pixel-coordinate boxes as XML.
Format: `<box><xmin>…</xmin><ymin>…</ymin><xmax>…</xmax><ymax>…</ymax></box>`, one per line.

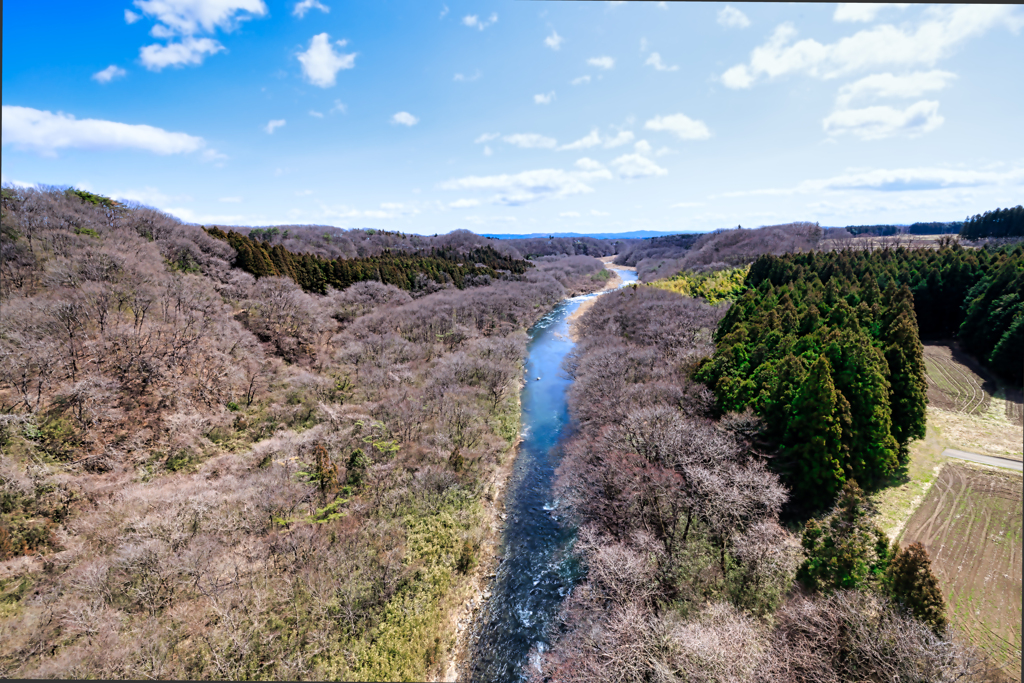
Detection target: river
<box><xmin>466</xmin><ymin>266</ymin><xmax>639</xmax><ymax>682</ymax></box>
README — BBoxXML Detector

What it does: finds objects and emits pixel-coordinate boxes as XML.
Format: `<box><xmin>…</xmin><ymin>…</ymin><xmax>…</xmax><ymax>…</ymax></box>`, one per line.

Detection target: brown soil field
<box><xmin>922</xmin><ymin>342</ymin><xmax>1023</xmax><ymax>460</ymax></box>
<box><xmin>901</xmin><ymin>463</ymin><xmax>1023</xmax><ymax>681</ymax></box>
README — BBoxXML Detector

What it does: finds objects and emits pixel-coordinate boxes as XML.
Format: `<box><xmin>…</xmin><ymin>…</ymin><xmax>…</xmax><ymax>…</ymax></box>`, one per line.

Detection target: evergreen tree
<box><xmin>887</xmin><ymin>541</ymin><xmax>948</xmax><ymax>633</ymax></box>
<box><xmin>783</xmin><ymin>355</ymin><xmax>845</xmax><ymax>507</ymax></box>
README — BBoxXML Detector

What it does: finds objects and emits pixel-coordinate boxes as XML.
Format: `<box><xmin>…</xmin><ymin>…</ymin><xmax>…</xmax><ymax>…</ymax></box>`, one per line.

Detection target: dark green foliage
<box><xmin>783</xmin><ymin>355</ymin><xmax>845</xmax><ymax>507</ymax></box>
<box><xmin>65</xmin><ymin>187</ymin><xmax>122</xmax><ymax>209</ymax></box>
<box><xmin>961</xmin><ymin>205</ymin><xmax>1024</xmax><ymax>239</ymax></box>
<box><xmin>839</xmin><ymin>222</ymin><xmax>963</xmax><ymax>236</ymax></box>
<box><xmin>887</xmin><ymin>541</ymin><xmax>948</xmax><ymax>633</ymax></box>
<box><xmin>205</xmin><ymin>227</ymin><xmax>532</xmax><ymax>294</ymax></box>
<box><xmin>958</xmin><ymin>258</ymin><xmax>1024</xmax><ymax>384</ymax></box>
<box><xmin>797</xmin><ymin>481</ymin><xmax>893</xmax><ymax>592</ymax></box>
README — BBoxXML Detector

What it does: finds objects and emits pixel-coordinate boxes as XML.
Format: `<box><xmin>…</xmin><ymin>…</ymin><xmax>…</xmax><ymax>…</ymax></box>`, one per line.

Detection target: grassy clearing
<box><xmin>900</xmin><ymin>463</ymin><xmax>1022</xmax><ymax>681</ymax></box>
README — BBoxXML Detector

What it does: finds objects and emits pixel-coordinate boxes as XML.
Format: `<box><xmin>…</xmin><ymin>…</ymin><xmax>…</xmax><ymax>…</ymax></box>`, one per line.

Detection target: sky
<box><xmin>2</xmin><ymin>1</ymin><xmax>1023</xmax><ymax>235</ymax></box>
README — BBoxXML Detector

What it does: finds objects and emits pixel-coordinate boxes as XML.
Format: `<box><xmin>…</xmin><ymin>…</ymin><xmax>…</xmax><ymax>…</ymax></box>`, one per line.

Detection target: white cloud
<box><xmin>634</xmin><ymin>139</ymin><xmax>652</xmax><ymax>154</ymax></box>
<box><xmin>835</xmin><ymin>70</ymin><xmax>956</xmax><ymax>108</ymax></box>
<box><xmin>264</xmin><ymin>119</ymin><xmax>286</xmax><ymax>134</ymax></box>
<box><xmin>834</xmin><ymin>3</ymin><xmax>909</xmax><ymax>23</ymax></box>
<box><xmin>131</xmin><ymin>0</ymin><xmax>267</xmax><ymax>36</ymax></box>
<box><xmin>644</xmin><ymin>113</ymin><xmax>711</xmax><ymax>140</ymax></box>
<box><xmin>611</xmin><ymin>153</ymin><xmax>668</xmax><ymax>179</ymax></box>
<box><xmin>440</xmin><ymin>165</ymin><xmax>613</xmax><ymax>206</ymax></box>
<box><xmin>571</xmin><ymin>75</ymin><xmax>591</xmax><ymax>85</ymax></box>
<box><xmin>463</xmin><ymin>13</ymin><xmax>497</xmax><ymax>31</ymax></box>
<box><xmin>721</xmin><ymin>6</ymin><xmax>1022</xmax><ymax>88</ymax></box>
<box><xmin>392</xmin><ymin>111</ymin><xmax>419</xmax><ymax>126</ymax></box>
<box><xmin>309</xmin><ymin>110</ymin><xmax>324</xmax><ymax>118</ymax></box>
<box><xmin>440</xmin><ymin>5</ymin><xmax>449</xmax><ymax>19</ymax></box>
<box><xmin>718</xmin><ymin>166</ymin><xmax>1024</xmax><ymax>197</ymax></box>
<box><xmin>560</xmin><ymin>211</ymin><xmax>580</xmax><ymax>218</ymax></box>
<box><xmin>503</xmin><ymin>133</ymin><xmax>557</xmax><ymax>149</ymax></box>
<box><xmin>454</xmin><ymin>70</ymin><xmax>481</xmax><ymax>82</ymax></box>
<box><xmin>331</xmin><ymin>100</ymin><xmax>347</xmax><ymax>114</ymax></box>
<box><xmin>140</xmin><ymin>37</ymin><xmax>224</xmax><ymax>70</ymax></box>
<box><xmin>534</xmin><ymin>91</ymin><xmax>555</xmax><ymax>105</ymax></box>
<box><xmin>545</xmin><ymin>30</ymin><xmax>563</xmax><ymax>50</ymax></box>
<box><xmin>603</xmin><ymin>130</ymin><xmax>634</xmax><ymax>148</ymax></box>
<box><xmin>293</xmin><ymin>0</ymin><xmax>329</xmax><ymax>18</ymax></box>
<box><xmin>645</xmin><ymin>52</ymin><xmax>678</xmax><ymax>71</ymax></box>
<box><xmin>475</xmin><ymin>132</ymin><xmax>500</xmax><ymax>143</ymax></box>
<box><xmin>125</xmin><ymin>9</ymin><xmax>142</xmax><ymax>23</ymax></box>
<box><xmin>2</xmin><ymin>105</ymin><xmax>214</xmax><ymax>158</ymax></box>
<box><xmin>588</xmin><ymin>56</ymin><xmax>615</xmax><ymax>69</ymax></box>
<box><xmin>559</xmin><ymin>129</ymin><xmax>601</xmax><ymax>151</ymax></box>
<box><xmin>450</xmin><ymin>199</ymin><xmax>480</xmax><ymax>208</ymax></box>
<box><xmin>823</xmin><ymin>100</ymin><xmax>943</xmax><ymax>140</ymax></box>
<box><xmin>92</xmin><ymin>65</ymin><xmax>127</xmax><ymax>83</ymax></box>
<box><xmin>297</xmin><ymin>33</ymin><xmax>356</xmax><ymax>88</ymax></box>
<box><xmin>575</xmin><ymin>158</ymin><xmax>606</xmax><ymax>171</ymax></box>
<box><xmin>718</xmin><ymin>5</ymin><xmax>751</xmax><ymax>29</ymax></box>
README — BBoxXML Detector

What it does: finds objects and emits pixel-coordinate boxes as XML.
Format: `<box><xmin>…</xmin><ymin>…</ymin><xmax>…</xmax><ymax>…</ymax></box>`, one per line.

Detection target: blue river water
<box><xmin>467</xmin><ymin>267</ymin><xmax>639</xmax><ymax>682</ymax></box>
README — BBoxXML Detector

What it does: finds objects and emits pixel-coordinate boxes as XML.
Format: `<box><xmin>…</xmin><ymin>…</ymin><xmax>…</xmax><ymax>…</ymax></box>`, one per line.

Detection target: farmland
<box><xmin>901</xmin><ymin>463</ymin><xmax>1023</xmax><ymax>681</ymax></box>
<box><xmin>922</xmin><ymin>342</ymin><xmax>1024</xmax><ymax>459</ymax></box>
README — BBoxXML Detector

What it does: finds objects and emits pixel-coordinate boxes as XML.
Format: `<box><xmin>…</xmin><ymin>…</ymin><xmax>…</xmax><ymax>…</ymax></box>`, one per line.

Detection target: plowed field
<box><xmin>901</xmin><ymin>463</ymin><xmax>1022</xmax><ymax>680</ymax></box>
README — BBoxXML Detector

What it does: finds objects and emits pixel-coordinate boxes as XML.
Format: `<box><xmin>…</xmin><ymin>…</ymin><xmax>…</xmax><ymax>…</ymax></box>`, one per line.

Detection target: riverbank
<box><xmin>565</xmin><ymin>261</ymin><xmax>636</xmax><ymax>342</ymax></box>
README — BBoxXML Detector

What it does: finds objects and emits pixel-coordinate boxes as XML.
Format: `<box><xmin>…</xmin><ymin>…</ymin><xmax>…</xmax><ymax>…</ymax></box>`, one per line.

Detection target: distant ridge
<box><xmin>481</xmin><ymin>230</ymin><xmax>703</xmax><ymax>240</ymax></box>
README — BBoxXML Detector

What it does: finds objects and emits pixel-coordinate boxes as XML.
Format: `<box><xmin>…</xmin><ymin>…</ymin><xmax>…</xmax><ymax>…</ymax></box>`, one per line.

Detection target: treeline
<box><xmin>839</xmin><ymin>221</ymin><xmax>963</xmax><ymax>236</ymax></box>
<box><xmin>206</xmin><ymin>227</ymin><xmax>532</xmax><ymax>294</ymax></box>
<box><xmin>533</xmin><ymin>286</ymin><xmax>983</xmax><ymax>682</ymax></box>
<box><xmin>0</xmin><ymin>184</ymin><xmax>611</xmax><ymax>679</ymax></box>
<box><xmin>961</xmin><ymin>205</ymin><xmax>1024</xmax><ymax>240</ymax></box>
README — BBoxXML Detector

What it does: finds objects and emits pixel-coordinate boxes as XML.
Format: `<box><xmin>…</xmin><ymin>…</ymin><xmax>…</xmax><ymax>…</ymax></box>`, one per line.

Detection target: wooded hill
<box><xmin>206</xmin><ymin>227</ymin><xmax>533</xmax><ymax>294</ymax></box>
<box><xmin>961</xmin><ymin>205</ymin><xmax>1024</xmax><ymax>240</ymax></box>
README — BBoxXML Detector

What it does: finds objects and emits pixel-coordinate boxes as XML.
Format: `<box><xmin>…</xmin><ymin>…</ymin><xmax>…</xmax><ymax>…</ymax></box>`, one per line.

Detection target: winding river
<box><xmin>467</xmin><ymin>266</ymin><xmax>639</xmax><ymax>682</ymax></box>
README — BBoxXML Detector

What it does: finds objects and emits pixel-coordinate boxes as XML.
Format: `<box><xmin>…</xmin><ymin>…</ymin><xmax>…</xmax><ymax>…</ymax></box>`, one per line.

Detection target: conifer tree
<box><xmin>784</xmin><ymin>354</ymin><xmax>845</xmax><ymax>506</ymax></box>
<box><xmin>887</xmin><ymin>541</ymin><xmax>948</xmax><ymax>633</ymax></box>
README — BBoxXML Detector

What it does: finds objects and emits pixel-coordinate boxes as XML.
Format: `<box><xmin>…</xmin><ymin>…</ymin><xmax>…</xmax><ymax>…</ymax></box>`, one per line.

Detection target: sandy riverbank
<box><xmin>565</xmin><ymin>260</ymin><xmax>636</xmax><ymax>342</ymax></box>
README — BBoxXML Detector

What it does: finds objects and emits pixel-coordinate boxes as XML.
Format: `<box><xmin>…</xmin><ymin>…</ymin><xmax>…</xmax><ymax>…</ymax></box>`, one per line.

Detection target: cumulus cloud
<box><xmin>634</xmin><ymin>139</ymin><xmax>652</xmax><ymax>154</ymax></box>
<box><xmin>2</xmin><ymin>105</ymin><xmax>213</xmax><ymax>158</ymax></box>
<box><xmin>721</xmin><ymin>6</ymin><xmax>1022</xmax><ymax>88</ymax></box>
<box><xmin>834</xmin><ymin>3</ymin><xmax>909</xmax><ymax>23</ymax></box>
<box><xmin>140</xmin><ymin>37</ymin><xmax>224</xmax><ymax>70</ymax></box>
<box><xmin>835</xmin><ymin>70</ymin><xmax>956</xmax><ymax>108</ymax></box>
<box><xmin>504</xmin><ymin>133</ymin><xmax>557</xmax><ymax>149</ymax></box>
<box><xmin>644</xmin><ymin>113</ymin><xmax>711</xmax><ymax>140</ymax></box>
<box><xmin>545</xmin><ymin>30</ymin><xmax>564</xmax><ymax>50</ymax></box>
<box><xmin>611</xmin><ymin>153</ymin><xmax>668</xmax><ymax>179</ymax></box>
<box><xmin>645</xmin><ymin>52</ymin><xmax>678</xmax><ymax>71</ymax></box>
<box><xmin>92</xmin><ymin>65</ymin><xmax>127</xmax><ymax>83</ymax></box>
<box><xmin>131</xmin><ymin>0</ymin><xmax>266</xmax><ymax>68</ymax></box>
<box><xmin>293</xmin><ymin>0</ymin><xmax>329</xmax><ymax>18</ymax></box>
<box><xmin>571</xmin><ymin>75</ymin><xmax>591</xmax><ymax>85</ymax></box>
<box><xmin>588</xmin><ymin>56</ymin><xmax>615</xmax><ymax>69</ymax></box>
<box><xmin>463</xmin><ymin>13</ymin><xmax>497</xmax><ymax>31</ymax></box>
<box><xmin>297</xmin><ymin>33</ymin><xmax>356</xmax><ymax>87</ymax></box>
<box><xmin>392</xmin><ymin>111</ymin><xmax>419</xmax><ymax>126</ymax></box>
<box><xmin>603</xmin><ymin>130</ymin><xmax>634</xmax><ymax>148</ymax></box>
<box><xmin>264</xmin><ymin>119</ymin><xmax>286</xmax><ymax>134</ymax></box>
<box><xmin>718</xmin><ymin>5</ymin><xmax>750</xmax><ymax>29</ymax></box>
<box><xmin>823</xmin><ymin>100</ymin><xmax>943</xmax><ymax>140</ymax></box>
<box><xmin>534</xmin><ymin>91</ymin><xmax>555</xmax><ymax>104</ymax></box>
<box><xmin>440</xmin><ymin>164</ymin><xmax>612</xmax><ymax>206</ymax></box>
<box><xmin>575</xmin><ymin>158</ymin><xmax>606</xmax><ymax>171</ymax></box>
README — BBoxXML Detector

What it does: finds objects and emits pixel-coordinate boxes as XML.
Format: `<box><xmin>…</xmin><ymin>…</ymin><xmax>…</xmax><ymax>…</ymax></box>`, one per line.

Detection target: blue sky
<box><xmin>3</xmin><ymin>1</ymin><xmax>1023</xmax><ymax>235</ymax></box>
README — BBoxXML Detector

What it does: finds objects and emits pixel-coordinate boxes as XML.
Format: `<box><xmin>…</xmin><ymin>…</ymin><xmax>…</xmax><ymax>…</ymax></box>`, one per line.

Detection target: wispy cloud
<box><xmin>823</xmin><ymin>100</ymin><xmax>943</xmax><ymax>140</ymax></box>
<box><xmin>718</xmin><ymin>5</ymin><xmax>751</xmax><ymax>29</ymax></box>
<box><xmin>835</xmin><ymin>70</ymin><xmax>956</xmax><ymax>108</ymax></box>
<box><xmin>545</xmin><ymin>30</ymin><xmax>563</xmax><ymax>50</ymax></box>
<box><xmin>644</xmin><ymin>113</ymin><xmax>711</xmax><ymax>140</ymax></box>
<box><xmin>644</xmin><ymin>53</ymin><xmax>678</xmax><ymax>71</ymax></box>
<box><xmin>463</xmin><ymin>13</ymin><xmax>497</xmax><ymax>31</ymax></box>
<box><xmin>504</xmin><ymin>133</ymin><xmax>557</xmax><ymax>149</ymax></box>
<box><xmin>611</xmin><ymin>153</ymin><xmax>668</xmax><ymax>179</ymax></box>
<box><xmin>293</xmin><ymin>0</ymin><xmax>329</xmax><ymax>18</ymax></box>
<box><xmin>264</xmin><ymin>119</ymin><xmax>286</xmax><ymax>134</ymax></box>
<box><xmin>534</xmin><ymin>91</ymin><xmax>555</xmax><ymax>105</ymax></box>
<box><xmin>571</xmin><ymin>75</ymin><xmax>591</xmax><ymax>85</ymax></box>
<box><xmin>474</xmin><ymin>132</ymin><xmax>500</xmax><ymax>144</ymax></box>
<box><xmin>92</xmin><ymin>65</ymin><xmax>127</xmax><ymax>83</ymax></box>
<box><xmin>587</xmin><ymin>56</ymin><xmax>615</xmax><ymax>69</ymax></box>
<box><xmin>440</xmin><ymin>164</ymin><xmax>613</xmax><ymax>206</ymax></box>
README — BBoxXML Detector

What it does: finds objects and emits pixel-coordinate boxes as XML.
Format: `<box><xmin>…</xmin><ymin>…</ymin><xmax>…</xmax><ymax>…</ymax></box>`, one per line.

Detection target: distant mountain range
<box><xmin>480</xmin><ymin>230</ymin><xmax>703</xmax><ymax>240</ymax></box>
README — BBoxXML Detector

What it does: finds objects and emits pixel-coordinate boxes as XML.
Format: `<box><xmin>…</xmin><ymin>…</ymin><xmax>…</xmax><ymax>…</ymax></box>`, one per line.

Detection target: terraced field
<box><xmin>901</xmin><ymin>463</ymin><xmax>1023</xmax><ymax>681</ymax></box>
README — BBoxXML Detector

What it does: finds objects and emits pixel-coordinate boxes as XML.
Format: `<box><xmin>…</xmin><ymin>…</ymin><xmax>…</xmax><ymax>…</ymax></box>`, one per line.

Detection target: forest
<box><xmin>961</xmin><ymin>205</ymin><xmax>1024</xmax><ymax>240</ymax></box>
<box><xmin>0</xmin><ymin>186</ymin><xmax>610</xmax><ymax>679</ymax></box>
